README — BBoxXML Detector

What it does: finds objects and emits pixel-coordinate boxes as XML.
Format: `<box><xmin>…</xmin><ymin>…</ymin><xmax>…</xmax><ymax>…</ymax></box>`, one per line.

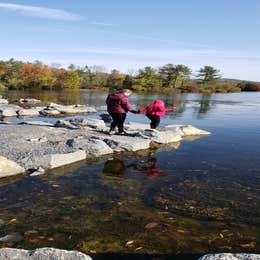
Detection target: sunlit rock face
<box><xmin>0</xmin><ymin>156</ymin><xmax>25</xmax><ymax>178</ymax></box>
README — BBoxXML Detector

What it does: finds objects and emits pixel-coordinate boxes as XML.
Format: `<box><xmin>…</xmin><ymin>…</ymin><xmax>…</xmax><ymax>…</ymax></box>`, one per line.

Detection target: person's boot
<box><xmin>108</xmin><ymin>128</ymin><xmax>116</xmax><ymax>135</ymax></box>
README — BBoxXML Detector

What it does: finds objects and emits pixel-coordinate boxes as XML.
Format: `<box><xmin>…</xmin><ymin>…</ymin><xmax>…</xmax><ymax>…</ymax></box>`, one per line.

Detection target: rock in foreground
<box><xmin>0</xmin><ymin>247</ymin><xmax>92</xmax><ymax>260</ymax></box>
<box><xmin>198</xmin><ymin>253</ymin><xmax>260</xmax><ymax>260</ymax></box>
<box><xmin>0</xmin><ymin>156</ymin><xmax>25</xmax><ymax>178</ymax></box>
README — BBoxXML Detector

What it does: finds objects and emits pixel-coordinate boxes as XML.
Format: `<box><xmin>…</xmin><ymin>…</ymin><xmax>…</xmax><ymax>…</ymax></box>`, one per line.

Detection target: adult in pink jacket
<box><xmin>106</xmin><ymin>89</ymin><xmax>136</xmax><ymax>134</ymax></box>
<box><xmin>138</xmin><ymin>99</ymin><xmax>175</xmax><ymax>129</ymax></box>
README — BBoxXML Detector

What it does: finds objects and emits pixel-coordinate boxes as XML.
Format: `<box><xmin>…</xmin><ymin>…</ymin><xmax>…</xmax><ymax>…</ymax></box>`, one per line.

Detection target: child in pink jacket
<box><xmin>138</xmin><ymin>100</ymin><xmax>176</xmax><ymax>129</ymax></box>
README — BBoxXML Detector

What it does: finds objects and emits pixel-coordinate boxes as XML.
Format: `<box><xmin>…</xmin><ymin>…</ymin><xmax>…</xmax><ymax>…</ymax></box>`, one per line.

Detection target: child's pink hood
<box><xmin>138</xmin><ymin>99</ymin><xmax>175</xmax><ymax>116</ymax></box>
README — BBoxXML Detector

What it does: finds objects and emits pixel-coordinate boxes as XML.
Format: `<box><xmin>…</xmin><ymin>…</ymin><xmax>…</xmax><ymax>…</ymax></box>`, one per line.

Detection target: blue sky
<box><xmin>0</xmin><ymin>0</ymin><xmax>260</xmax><ymax>80</ymax></box>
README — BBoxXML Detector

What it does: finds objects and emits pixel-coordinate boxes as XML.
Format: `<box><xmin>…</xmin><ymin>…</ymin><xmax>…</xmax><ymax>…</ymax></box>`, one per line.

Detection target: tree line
<box><xmin>0</xmin><ymin>59</ymin><xmax>259</xmax><ymax>93</ymax></box>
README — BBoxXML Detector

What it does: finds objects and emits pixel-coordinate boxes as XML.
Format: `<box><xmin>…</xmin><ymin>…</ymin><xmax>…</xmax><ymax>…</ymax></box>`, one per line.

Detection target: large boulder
<box><xmin>0</xmin><ymin>247</ymin><xmax>92</xmax><ymax>260</ymax></box>
<box><xmin>197</xmin><ymin>253</ymin><xmax>260</xmax><ymax>260</ymax></box>
<box><xmin>0</xmin><ymin>156</ymin><xmax>25</xmax><ymax>178</ymax></box>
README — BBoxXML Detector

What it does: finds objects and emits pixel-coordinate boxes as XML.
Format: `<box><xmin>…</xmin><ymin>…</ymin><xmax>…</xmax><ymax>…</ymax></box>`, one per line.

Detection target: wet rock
<box><xmin>0</xmin><ymin>156</ymin><xmax>25</xmax><ymax>178</ymax></box>
<box><xmin>197</xmin><ymin>253</ymin><xmax>260</xmax><ymax>260</ymax></box>
<box><xmin>0</xmin><ymin>247</ymin><xmax>92</xmax><ymax>259</ymax></box>
<box><xmin>0</xmin><ymin>233</ymin><xmax>23</xmax><ymax>242</ymax></box>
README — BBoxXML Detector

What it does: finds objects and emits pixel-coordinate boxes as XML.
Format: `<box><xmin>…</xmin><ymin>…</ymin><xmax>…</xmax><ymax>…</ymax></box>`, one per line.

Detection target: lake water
<box><xmin>0</xmin><ymin>90</ymin><xmax>259</xmax><ymax>258</ymax></box>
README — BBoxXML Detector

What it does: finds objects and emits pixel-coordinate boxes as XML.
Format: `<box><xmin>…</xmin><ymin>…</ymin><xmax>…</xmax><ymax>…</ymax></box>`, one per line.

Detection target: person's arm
<box><xmin>137</xmin><ymin>106</ymin><xmax>147</xmax><ymax>113</ymax></box>
<box><xmin>165</xmin><ymin>106</ymin><xmax>176</xmax><ymax>112</ymax></box>
<box><xmin>121</xmin><ymin>96</ymin><xmax>136</xmax><ymax>113</ymax></box>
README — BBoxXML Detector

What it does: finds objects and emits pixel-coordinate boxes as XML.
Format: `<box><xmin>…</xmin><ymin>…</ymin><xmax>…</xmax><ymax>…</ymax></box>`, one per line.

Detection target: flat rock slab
<box><xmin>103</xmin><ymin>135</ymin><xmax>151</xmax><ymax>152</ymax></box>
<box><xmin>198</xmin><ymin>253</ymin><xmax>260</xmax><ymax>260</ymax></box>
<box><xmin>0</xmin><ymin>121</ymin><xmax>211</xmax><ymax>176</ymax></box>
<box><xmin>0</xmin><ymin>247</ymin><xmax>92</xmax><ymax>260</ymax></box>
<box><xmin>36</xmin><ymin>150</ymin><xmax>87</xmax><ymax>169</ymax></box>
<box><xmin>0</xmin><ymin>156</ymin><xmax>25</xmax><ymax>178</ymax></box>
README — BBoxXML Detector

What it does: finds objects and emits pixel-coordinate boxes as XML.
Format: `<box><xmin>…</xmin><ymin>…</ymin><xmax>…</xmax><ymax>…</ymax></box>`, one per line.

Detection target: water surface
<box><xmin>0</xmin><ymin>90</ymin><xmax>259</xmax><ymax>257</ymax></box>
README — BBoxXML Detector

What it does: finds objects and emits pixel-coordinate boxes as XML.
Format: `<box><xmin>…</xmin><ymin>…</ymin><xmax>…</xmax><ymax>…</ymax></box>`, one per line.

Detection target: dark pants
<box><xmin>109</xmin><ymin>113</ymin><xmax>127</xmax><ymax>133</ymax></box>
<box><xmin>146</xmin><ymin>114</ymin><xmax>160</xmax><ymax>129</ymax></box>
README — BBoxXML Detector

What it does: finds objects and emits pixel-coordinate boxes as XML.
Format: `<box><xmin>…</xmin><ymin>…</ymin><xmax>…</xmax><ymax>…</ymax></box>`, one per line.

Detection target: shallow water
<box><xmin>0</xmin><ymin>90</ymin><xmax>259</xmax><ymax>257</ymax></box>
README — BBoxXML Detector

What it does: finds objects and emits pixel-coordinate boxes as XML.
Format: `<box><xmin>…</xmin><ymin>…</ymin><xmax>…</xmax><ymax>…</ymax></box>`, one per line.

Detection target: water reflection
<box><xmin>103</xmin><ymin>158</ymin><xmax>127</xmax><ymax>177</ymax></box>
<box><xmin>103</xmin><ymin>152</ymin><xmax>167</xmax><ymax>179</ymax></box>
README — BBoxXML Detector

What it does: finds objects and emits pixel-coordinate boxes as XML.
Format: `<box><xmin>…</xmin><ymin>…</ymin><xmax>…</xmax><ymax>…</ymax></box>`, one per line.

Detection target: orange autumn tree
<box><xmin>19</xmin><ymin>63</ymin><xmax>56</xmax><ymax>89</ymax></box>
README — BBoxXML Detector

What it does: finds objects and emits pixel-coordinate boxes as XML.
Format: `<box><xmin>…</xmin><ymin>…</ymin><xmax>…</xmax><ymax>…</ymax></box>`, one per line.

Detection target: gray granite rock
<box><xmin>17</xmin><ymin>109</ymin><xmax>40</xmax><ymax>117</ymax></box>
<box><xmin>198</xmin><ymin>253</ymin><xmax>260</xmax><ymax>260</ymax></box>
<box><xmin>67</xmin><ymin>136</ymin><xmax>113</xmax><ymax>157</ymax></box>
<box><xmin>36</xmin><ymin>150</ymin><xmax>87</xmax><ymax>169</ymax></box>
<box><xmin>0</xmin><ymin>247</ymin><xmax>92</xmax><ymax>260</ymax></box>
<box><xmin>0</xmin><ymin>98</ymin><xmax>8</xmax><ymax>104</ymax></box>
<box><xmin>103</xmin><ymin>135</ymin><xmax>151</xmax><ymax>152</ymax></box>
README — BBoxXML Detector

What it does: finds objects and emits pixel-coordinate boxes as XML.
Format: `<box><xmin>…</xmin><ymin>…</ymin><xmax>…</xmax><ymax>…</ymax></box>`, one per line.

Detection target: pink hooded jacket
<box><xmin>106</xmin><ymin>92</ymin><xmax>134</xmax><ymax>114</ymax></box>
<box><xmin>138</xmin><ymin>100</ymin><xmax>175</xmax><ymax>117</ymax></box>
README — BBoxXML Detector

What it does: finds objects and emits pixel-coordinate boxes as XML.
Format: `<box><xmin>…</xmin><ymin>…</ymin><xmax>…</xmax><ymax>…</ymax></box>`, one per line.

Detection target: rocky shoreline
<box><xmin>0</xmin><ymin>118</ymin><xmax>210</xmax><ymax>178</ymax></box>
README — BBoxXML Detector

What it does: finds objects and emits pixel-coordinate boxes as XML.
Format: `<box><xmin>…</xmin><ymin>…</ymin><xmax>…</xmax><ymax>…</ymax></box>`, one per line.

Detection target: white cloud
<box><xmin>91</xmin><ymin>21</ymin><xmax>119</xmax><ymax>27</ymax></box>
<box><xmin>0</xmin><ymin>2</ymin><xmax>82</xmax><ymax>20</ymax></box>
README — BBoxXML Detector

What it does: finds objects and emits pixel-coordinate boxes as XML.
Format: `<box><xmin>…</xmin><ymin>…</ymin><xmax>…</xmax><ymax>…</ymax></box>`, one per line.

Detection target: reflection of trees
<box><xmin>194</xmin><ymin>94</ymin><xmax>214</xmax><ymax>119</ymax></box>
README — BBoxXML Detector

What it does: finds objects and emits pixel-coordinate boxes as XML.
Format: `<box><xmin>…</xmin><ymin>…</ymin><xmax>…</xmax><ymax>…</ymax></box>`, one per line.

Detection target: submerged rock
<box><xmin>0</xmin><ymin>247</ymin><xmax>92</xmax><ymax>259</ymax></box>
<box><xmin>0</xmin><ymin>233</ymin><xmax>23</xmax><ymax>242</ymax></box>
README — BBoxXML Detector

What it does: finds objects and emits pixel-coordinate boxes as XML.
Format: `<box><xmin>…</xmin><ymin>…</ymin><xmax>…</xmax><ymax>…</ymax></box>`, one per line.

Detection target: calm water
<box><xmin>0</xmin><ymin>90</ymin><xmax>259</xmax><ymax>258</ymax></box>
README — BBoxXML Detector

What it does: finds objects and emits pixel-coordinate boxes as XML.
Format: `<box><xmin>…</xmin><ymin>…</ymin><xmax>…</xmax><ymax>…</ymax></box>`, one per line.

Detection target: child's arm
<box><xmin>137</xmin><ymin>106</ymin><xmax>147</xmax><ymax>113</ymax></box>
<box><xmin>165</xmin><ymin>106</ymin><xmax>176</xmax><ymax>112</ymax></box>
